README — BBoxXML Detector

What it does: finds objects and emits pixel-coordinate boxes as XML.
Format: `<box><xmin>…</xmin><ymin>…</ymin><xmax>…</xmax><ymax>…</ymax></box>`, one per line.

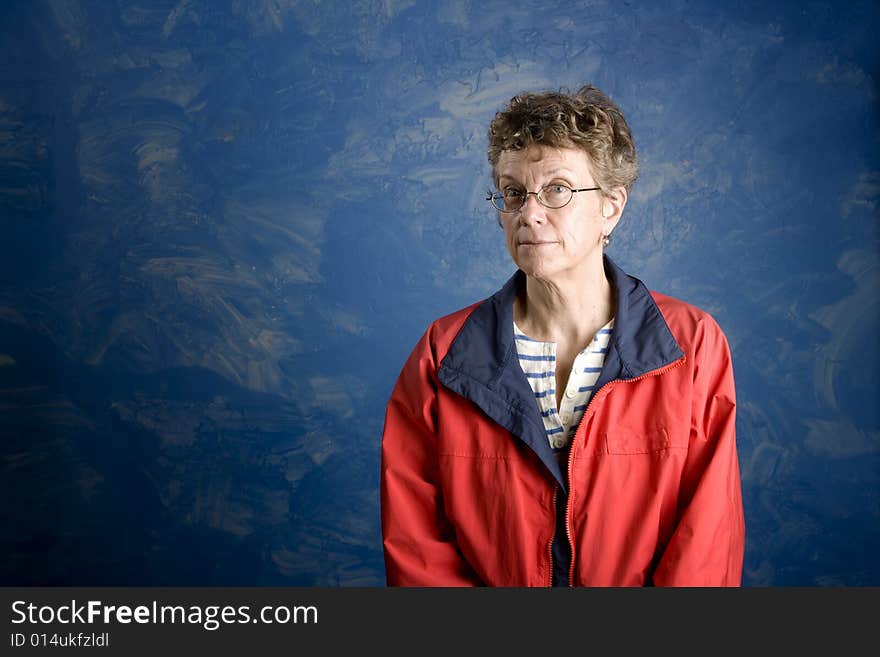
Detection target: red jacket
<box><xmin>381</xmin><ymin>256</ymin><xmax>745</xmax><ymax>586</ymax></box>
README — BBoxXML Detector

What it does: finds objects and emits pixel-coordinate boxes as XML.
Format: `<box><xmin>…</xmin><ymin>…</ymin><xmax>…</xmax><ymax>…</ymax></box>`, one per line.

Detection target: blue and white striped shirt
<box><xmin>514</xmin><ymin>318</ymin><xmax>614</xmax><ymax>458</ymax></box>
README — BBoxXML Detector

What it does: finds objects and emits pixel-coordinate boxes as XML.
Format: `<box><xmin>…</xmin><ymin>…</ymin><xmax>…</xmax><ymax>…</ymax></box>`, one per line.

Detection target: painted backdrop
<box><xmin>1</xmin><ymin>0</ymin><xmax>877</xmax><ymax>585</ymax></box>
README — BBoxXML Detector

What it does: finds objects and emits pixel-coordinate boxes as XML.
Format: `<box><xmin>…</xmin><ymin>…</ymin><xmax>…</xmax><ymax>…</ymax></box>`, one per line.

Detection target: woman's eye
<box><xmin>503</xmin><ymin>189</ymin><xmax>524</xmax><ymax>199</ymax></box>
<box><xmin>548</xmin><ymin>185</ymin><xmax>567</xmax><ymax>194</ymax></box>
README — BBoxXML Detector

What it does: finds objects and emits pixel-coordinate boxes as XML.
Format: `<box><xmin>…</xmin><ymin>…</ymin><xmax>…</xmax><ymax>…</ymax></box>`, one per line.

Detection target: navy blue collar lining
<box><xmin>437</xmin><ymin>255</ymin><xmax>684</xmax><ymax>489</ymax></box>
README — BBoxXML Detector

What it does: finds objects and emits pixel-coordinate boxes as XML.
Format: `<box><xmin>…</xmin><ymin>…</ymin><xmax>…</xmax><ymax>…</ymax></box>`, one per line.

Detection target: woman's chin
<box><xmin>514</xmin><ymin>260</ymin><xmax>558</xmax><ymax>280</ymax></box>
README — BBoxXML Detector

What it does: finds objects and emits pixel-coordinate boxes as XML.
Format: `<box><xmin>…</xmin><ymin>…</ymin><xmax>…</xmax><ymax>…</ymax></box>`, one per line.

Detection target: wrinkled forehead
<box><xmin>493</xmin><ymin>144</ymin><xmax>594</xmax><ymax>184</ymax></box>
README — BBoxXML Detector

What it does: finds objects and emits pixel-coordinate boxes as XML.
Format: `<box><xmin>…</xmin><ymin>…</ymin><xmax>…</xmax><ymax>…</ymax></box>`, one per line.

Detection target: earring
<box><xmin>601</xmin><ymin>233</ymin><xmax>612</xmax><ymax>247</ymax></box>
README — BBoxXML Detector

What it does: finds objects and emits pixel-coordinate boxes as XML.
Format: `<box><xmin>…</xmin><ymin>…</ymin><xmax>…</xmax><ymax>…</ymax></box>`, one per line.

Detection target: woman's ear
<box><xmin>601</xmin><ymin>186</ymin><xmax>627</xmax><ymax>231</ymax></box>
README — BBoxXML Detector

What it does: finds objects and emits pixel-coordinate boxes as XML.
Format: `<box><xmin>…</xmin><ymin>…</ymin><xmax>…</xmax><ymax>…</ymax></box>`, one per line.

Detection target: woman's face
<box><xmin>495</xmin><ymin>145</ymin><xmax>624</xmax><ymax>284</ymax></box>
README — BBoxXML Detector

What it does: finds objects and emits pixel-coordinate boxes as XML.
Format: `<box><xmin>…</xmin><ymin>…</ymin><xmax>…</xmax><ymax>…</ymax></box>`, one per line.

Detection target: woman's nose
<box><xmin>519</xmin><ymin>193</ymin><xmax>546</xmax><ymax>225</ymax></box>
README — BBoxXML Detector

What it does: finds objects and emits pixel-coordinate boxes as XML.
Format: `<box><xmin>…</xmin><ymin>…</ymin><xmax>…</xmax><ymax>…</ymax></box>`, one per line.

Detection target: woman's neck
<box><xmin>514</xmin><ymin>266</ymin><xmax>615</xmax><ymax>346</ymax></box>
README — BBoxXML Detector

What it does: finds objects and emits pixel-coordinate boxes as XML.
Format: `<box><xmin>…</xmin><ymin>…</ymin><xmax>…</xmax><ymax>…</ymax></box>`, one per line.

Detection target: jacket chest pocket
<box><xmin>604</xmin><ymin>426</ymin><xmax>682</xmax><ymax>454</ymax></box>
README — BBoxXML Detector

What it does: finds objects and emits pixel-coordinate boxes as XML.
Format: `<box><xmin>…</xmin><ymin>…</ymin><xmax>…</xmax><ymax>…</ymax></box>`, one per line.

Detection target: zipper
<box><xmin>564</xmin><ymin>355</ymin><xmax>687</xmax><ymax>586</ymax></box>
<box><xmin>565</xmin><ymin>435</ymin><xmax>577</xmax><ymax>587</ymax></box>
<box><xmin>546</xmin><ymin>486</ymin><xmax>557</xmax><ymax>586</ymax></box>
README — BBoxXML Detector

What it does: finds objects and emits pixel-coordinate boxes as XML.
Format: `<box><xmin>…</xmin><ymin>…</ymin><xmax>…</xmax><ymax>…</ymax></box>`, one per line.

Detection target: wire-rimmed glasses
<box><xmin>486</xmin><ymin>184</ymin><xmax>601</xmax><ymax>213</ymax></box>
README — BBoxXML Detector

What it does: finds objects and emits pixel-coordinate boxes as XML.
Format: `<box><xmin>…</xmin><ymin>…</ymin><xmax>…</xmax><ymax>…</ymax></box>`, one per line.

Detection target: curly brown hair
<box><xmin>487</xmin><ymin>85</ymin><xmax>638</xmax><ymax>194</ymax></box>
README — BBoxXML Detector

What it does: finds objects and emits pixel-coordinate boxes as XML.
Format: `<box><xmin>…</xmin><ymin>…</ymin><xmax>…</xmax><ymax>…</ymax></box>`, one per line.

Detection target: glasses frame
<box><xmin>486</xmin><ymin>184</ymin><xmax>601</xmax><ymax>213</ymax></box>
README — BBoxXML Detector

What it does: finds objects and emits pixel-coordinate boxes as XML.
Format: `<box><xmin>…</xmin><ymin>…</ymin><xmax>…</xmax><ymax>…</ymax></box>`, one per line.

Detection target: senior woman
<box><xmin>380</xmin><ymin>85</ymin><xmax>745</xmax><ymax>587</ymax></box>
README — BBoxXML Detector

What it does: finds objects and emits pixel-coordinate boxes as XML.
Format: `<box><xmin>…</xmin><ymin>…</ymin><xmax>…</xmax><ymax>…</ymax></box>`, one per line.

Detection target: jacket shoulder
<box><xmin>649</xmin><ymin>290</ymin><xmax>729</xmax><ymax>348</ymax></box>
<box><xmin>422</xmin><ymin>300</ymin><xmax>484</xmax><ymax>361</ymax></box>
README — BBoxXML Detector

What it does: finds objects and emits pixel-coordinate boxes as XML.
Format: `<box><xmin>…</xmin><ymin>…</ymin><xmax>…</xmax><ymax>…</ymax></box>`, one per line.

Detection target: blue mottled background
<box><xmin>1</xmin><ymin>0</ymin><xmax>877</xmax><ymax>586</ymax></box>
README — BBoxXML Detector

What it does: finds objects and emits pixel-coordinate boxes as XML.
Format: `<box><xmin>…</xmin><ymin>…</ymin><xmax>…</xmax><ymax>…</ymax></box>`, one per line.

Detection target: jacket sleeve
<box><xmin>652</xmin><ymin>316</ymin><xmax>746</xmax><ymax>586</ymax></box>
<box><xmin>380</xmin><ymin>327</ymin><xmax>484</xmax><ymax>586</ymax></box>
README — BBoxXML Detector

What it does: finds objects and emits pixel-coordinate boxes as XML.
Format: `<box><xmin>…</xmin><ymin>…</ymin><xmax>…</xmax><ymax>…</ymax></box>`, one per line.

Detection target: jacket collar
<box><xmin>437</xmin><ymin>254</ymin><xmax>684</xmax><ymax>489</ymax></box>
